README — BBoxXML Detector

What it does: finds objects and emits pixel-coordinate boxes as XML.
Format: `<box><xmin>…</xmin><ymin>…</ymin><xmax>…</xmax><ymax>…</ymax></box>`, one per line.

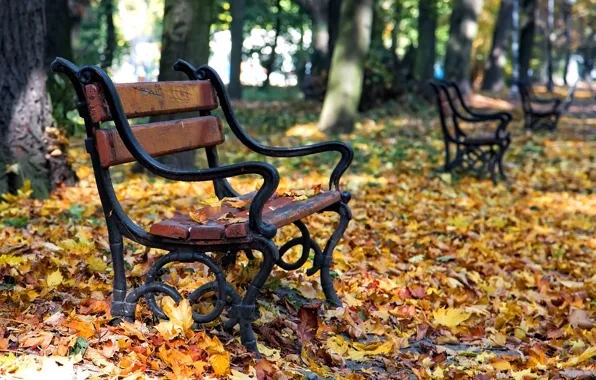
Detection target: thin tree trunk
<box><xmin>318</xmin><ymin>0</ymin><xmax>373</xmax><ymax>133</ymax></box>
<box><xmin>391</xmin><ymin>0</ymin><xmax>403</xmax><ymax>70</ymax></box>
<box><xmin>0</xmin><ymin>0</ymin><xmax>76</xmax><ymax>198</ymax></box>
<box><xmin>414</xmin><ymin>0</ymin><xmax>438</xmax><ymax>85</ymax></box>
<box><xmin>149</xmin><ymin>0</ymin><xmax>215</xmax><ymax>169</ymax></box>
<box><xmin>229</xmin><ymin>0</ymin><xmax>245</xmax><ymax>99</ymax></box>
<box><xmin>102</xmin><ymin>0</ymin><xmax>116</xmax><ymax>69</ymax></box>
<box><xmin>546</xmin><ymin>0</ymin><xmax>554</xmax><ymax>91</ymax></box>
<box><xmin>482</xmin><ymin>0</ymin><xmax>513</xmax><ymax>91</ymax></box>
<box><xmin>519</xmin><ymin>0</ymin><xmax>537</xmax><ymax>82</ymax></box>
<box><xmin>562</xmin><ymin>1</ymin><xmax>572</xmax><ymax>85</ymax></box>
<box><xmin>263</xmin><ymin>0</ymin><xmax>282</xmax><ymax>88</ymax></box>
<box><xmin>444</xmin><ymin>0</ymin><xmax>485</xmax><ymax>94</ymax></box>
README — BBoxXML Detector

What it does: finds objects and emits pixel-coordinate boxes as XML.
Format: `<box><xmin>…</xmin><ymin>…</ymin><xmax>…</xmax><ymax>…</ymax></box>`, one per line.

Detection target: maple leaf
<box><xmin>46</xmin><ymin>270</ymin><xmax>63</xmax><ymax>287</ymax></box>
<box><xmin>154</xmin><ymin>297</ymin><xmax>194</xmax><ymax>340</ymax></box>
<box><xmin>432</xmin><ymin>307</ymin><xmax>471</xmax><ymax>328</ymax></box>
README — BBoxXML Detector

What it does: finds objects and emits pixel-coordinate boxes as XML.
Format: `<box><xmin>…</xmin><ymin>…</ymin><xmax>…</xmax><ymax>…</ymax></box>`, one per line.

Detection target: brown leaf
<box><xmin>296</xmin><ymin>302</ymin><xmax>321</xmax><ymax>343</ymax></box>
<box><xmin>569</xmin><ymin>307</ymin><xmax>595</xmax><ymax>329</ymax></box>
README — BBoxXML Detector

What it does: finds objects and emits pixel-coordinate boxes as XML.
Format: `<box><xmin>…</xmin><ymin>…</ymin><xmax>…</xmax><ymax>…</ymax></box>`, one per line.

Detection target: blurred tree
<box><xmin>229</xmin><ymin>0</ymin><xmax>245</xmax><ymax>99</ymax></box>
<box><xmin>102</xmin><ymin>0</ymin><xmax>116</xmax><ymax>69</ymax></box>
<box><xmin>0</xmin><ymin>0</ymin><xmax>76</xmax><ymax>198</ymax></box>
<box><xmin>262</xmin><ymin>0</ymin><xmax>282</xmax><ymax>88</ymax></box>
<box><xmin>293</xmin><ymin>0</ymin><xmax>332</xmax><ymax>74</ymax></box>
<box><xmin>482</xmin><ymin>0</ymin><xmax>513</xmax><ymax>91</ymax></box>
<box><xmin>562</xmin><ymin>0</ymin><xmax>573</xmax><ymax>85</ymax></box>
<box><xmin>444</xmin><ymin>0</ymin><xmax>485</xmax><ymax>94</ymax></box>
<box><xmin>318</xmin><ymin>0</ymin><xmax>373</xmax><ymax>133</ymax></box>
<box><xmin>519</xmin><ymin>0</ymin><xmax>537</xmax><ymax>81</ymax></box>
<box><xmin>414</xmin><ymin>0</ymin><xmax>438</xmax><ymax>86</ymax></box>
<box><xmin>151</xmin><ymin>0</ymin><xmax>216</xmax><ymax>169</ymax></box>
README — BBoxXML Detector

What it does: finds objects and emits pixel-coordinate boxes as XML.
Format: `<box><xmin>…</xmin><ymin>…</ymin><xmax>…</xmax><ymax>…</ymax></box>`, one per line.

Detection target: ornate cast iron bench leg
<box><xmin>306</xmin><ymin>199</ymin><xmax>352</xmax><ymax>306</ymax></box>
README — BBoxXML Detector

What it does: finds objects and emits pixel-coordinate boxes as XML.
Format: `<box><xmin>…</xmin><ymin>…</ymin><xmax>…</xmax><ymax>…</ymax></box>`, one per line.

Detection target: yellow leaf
<box><xmin>327</xmin><ymin>336</ymin><xmax>349</xmax><ymax>356</ymax></box>
<box><xmin>491</xmin><ymin>358</ymin><xmax>511</xmax><ymax>371</ymax></box>
<box><xmin>209</xmin><ymin>352</ymin><xmax>230</xmax><ymax>376</ymax></box>
<box><xmin>154</xmin><ymin>297</ymin><xmax>193</xmax><ymax>340</ymax></box>
<box><xmin>565</xmin><ymin>346</ymin><xmax>596</xmax><ymax>367</ymax></box>
<box><xmin>432</xmin><ymin>307</ymin><xmax>471</xmax><ymax>328</ymax></box>
<box><xmin>47</xmin><ymin>270</ymin><xmax>63</xmax><ymax>287</ymax></box>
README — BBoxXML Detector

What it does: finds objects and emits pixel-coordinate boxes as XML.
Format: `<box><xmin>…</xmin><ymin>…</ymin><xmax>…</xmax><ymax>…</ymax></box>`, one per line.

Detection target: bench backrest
<box><xmin>430</xmin><ymin>82</ymin><xmax>465</xmax><ymax>142</ymax></box>
<box><xmin>84</xmin><ymin>80</ymin><xmax>224</xmax><ymax>168</ymax></box>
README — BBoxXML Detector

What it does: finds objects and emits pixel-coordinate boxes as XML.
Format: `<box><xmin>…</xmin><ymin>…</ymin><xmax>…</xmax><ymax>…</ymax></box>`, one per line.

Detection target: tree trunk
<box><xmin>102</xmin><ymin>0</ymin><xmax>116</xmax><ymax>70</ymax></box>
<box><xmin>444</xmin><ymin>0</ymin><xmax>485</xmax><ymax>94</ymax></box>
<box><xmin>310</xmin><ymin>0</ymin><xmax>331</xmax><ymax>75</ymax></box>
<box><xmin>414</xmin><ymin>0</ymin><xmax>438</xmax><ymax>85</ymax></box>
<box><xmin>0</xmin><ymin>0</ymin><xmax>76</xmax><ymax>198</ymax></box>
<box><xmin>546</xmin><ymin>0</ymin><xmax>554</xmax><ymax>91</ymax></box>
<box><xmin>45</xmin><ymin>0</ymin><xmax>74</xmax><ymax>66</ymax></box>
<box><xmin>318</xmin><ymin>0</ymin><xmax>373</xmax><ymax>133</ymax></box>
<box><xmin>519</xmin><ymin>0</ymin><xmax>537</xmax><ymax>82</ymax></box>
<box><xmin>482</xmin><ymin>0</ymin><xmax>513</xmax><ymax>91</ymax></box>
<box><xmin>148</xmin><ymin>0</ymin><xmax>215</xmax><ymax>170</ymax></box>
<box><xmin>391</xmin><ymin>0</ymin><xmax>403</xmax><ymax>70</ymax></box>
<box><xmin>263</xmin><ymin>0</ymin><xmax>282</xmax><ymax>88</ymax></box>
<box><xmin>229</xmin><ymin>0</ymin><xmax>245</xmax><ymax>99</ymax></box>
<box><xmin>328</xmin><ymin>0</ymin><xmax>342</xmax><ymax>59</ymax></box>
<box><xmin>562</xmin><ymin>1</ymin><xmax>572</xmax><ymax>85</ymax></box>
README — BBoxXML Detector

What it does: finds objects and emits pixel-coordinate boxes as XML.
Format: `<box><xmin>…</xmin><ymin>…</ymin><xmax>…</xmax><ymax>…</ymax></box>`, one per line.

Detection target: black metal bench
<box><xmin>52</xmin><ymin>57</ymin><xmax>353</xmax><ymax>353</ymax></box>
<box><xmin>429</xmin><ymin>80</ymin><xmax>512</xmax><ymax>184</ymax></box>
<box><xmin>517</xmin><ymin>80</ymin><xmax>562</xmax><ymax>130</ymax></box>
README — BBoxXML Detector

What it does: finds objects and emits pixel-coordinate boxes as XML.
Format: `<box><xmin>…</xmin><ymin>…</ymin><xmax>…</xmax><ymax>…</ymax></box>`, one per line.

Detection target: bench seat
<box><xmin>150</xmin><ymin>190</ymin><xmax>341</xmax><ymax>240</ymax></box>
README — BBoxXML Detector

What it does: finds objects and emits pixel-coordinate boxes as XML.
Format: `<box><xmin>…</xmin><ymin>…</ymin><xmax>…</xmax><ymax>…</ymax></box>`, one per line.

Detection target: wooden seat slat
<box><xmin>84</xmin><ymin>80</ymin><xmax>218</xmax><ymax>123</ymax></box>
<box><xmin>95</xmin><ymin>116</ymin><xmax>224</xmax><ymax>167</ymax></box>
<box><xmin>149</xmin><ymin>191</ymin><xmax>342</xmax><ymax>240</ymax></box>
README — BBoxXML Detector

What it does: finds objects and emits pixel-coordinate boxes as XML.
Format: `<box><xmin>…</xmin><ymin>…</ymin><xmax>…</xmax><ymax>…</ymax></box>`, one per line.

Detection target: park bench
<box><xmin>517</xmin><ymin>81</ymin><xmax>562</xmax><ymax>130</ymax></box>
<box><xmin>51</xmin><ymin>57</ymin><xmax>353</xmax><ymax>353</ymax></box>
<box><xmin>429</xmin><ymin>80</ymin><xmax>512</xmax><ymax>184</ymax></box>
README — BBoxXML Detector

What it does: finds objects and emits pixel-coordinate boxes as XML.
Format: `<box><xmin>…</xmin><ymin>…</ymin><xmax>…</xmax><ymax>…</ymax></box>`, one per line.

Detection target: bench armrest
<box><xmin>532</xmin><ymin>97</ymin><xmax>560</xmax><ymax>105</ymax></box>
<box><xmin>78</xmin><ymin>65</ymin><xmax>280</xmax><ymax>239</ymax></box>
<box><xmin>185</xmin><ymin>63</ymin><xmax>353</xmax><ymax>193</ymax></box>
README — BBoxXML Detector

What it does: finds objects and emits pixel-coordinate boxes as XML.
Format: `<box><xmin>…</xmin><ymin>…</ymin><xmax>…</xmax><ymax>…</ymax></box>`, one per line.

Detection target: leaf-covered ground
<box><xmin>1</xmin><ymin>93</ymin><xmax>595</xmax><ymax>379</ymax></box>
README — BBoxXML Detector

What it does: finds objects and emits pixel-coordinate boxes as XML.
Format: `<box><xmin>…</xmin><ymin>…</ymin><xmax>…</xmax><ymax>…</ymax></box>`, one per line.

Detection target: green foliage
<box><xmin>78</xmin><ymin>0</ymin><xmax>128</xmax><ymax>68</ymax></box>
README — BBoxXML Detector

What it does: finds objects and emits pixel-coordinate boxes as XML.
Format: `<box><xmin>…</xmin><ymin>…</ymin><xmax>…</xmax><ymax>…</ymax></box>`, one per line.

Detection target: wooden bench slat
<box><xmin>85</xmin><ymin>81</ymin><xmax>218</xmax><ymax>123</ymax></box>
<box><xmin>95</xmin><ymin>116</ymin><xmax>224</xmax><ymax>168</ymax></box>
<box><xmin>149</xmin><ymin>191</ymin><xmax>342</xmax><ymax>240</ymax></box>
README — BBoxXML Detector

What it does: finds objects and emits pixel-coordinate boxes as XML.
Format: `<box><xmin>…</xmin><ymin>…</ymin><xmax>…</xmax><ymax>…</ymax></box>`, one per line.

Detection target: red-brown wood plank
<box><xmin>84</xmin><ymin>81</ymin><xmax>218</xmax><ymax>123</ymax></box>
<box><xmin>149</xmin><ymin>191</ymin><xmax>342</xmax><ymax>241</ymax></box>
<box><xmin>95</xmin><ymin>116</ymin><xmax>224</xmax><ymax>167</ymax></box>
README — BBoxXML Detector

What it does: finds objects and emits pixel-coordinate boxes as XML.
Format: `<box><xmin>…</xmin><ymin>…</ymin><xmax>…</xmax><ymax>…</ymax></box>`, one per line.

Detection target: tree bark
<box><xmin>102</xmin><ymin>0</ymin><xmax>116</xmax><ymax>70</ymax></box>
<box><xmin>0</xmin><ymin>0</ymin><xmax>76</xmax><ymax>198</ymax></box>
<box><xmin>229</xmin><ymin>0</ymin><xmax>245</xmax><ymax>99</ymax></box>
<box><xmin>519</xmin><ymin>0</ymin><xmax>537</xmax><ymax>82</ymax></box>
<box><xmin>318</xmin><ymin>0</ymin><xmax>373</xmax><ymax>133</ymax></box>
<box><xmin>148</xmin><ymin>0</ymin><xmax>216</xmax><ymax>169</ymax></box>
<box><xmin>482</xmin><ymin>0</ymin><xmax>513</xmax><ymax>91</ymax></box>
<box><xmin>45</xmin><ymin>0</ymin><xmax>75</xmax><ymax>66</ymax></box>
<box><xmin>328</xmin><ymin>0</ymin><xmax>342</xmax><ymax>59</ymax></box>
<box><xmin>414</xmin><ymin>0</ymin><xmax>438</xmax><ymax>85</ymax></box>
<box><xmin>444</xmin><ymin>0</ymin><xmax>485</xmax><ymax>94</ymax></box>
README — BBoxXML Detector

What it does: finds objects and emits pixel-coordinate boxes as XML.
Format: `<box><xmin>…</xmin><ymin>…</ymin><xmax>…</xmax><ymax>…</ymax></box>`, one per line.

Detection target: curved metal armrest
<box><xmin>532</xmin><ymin>97</ymin><xmax>560</xmax><ymax>105</ymax></box>
<box><xmin>174</xmin><ymin>60</ymin><xmax>353</xmax><ymax>192</ymax></box>
<box><xmin>78</xmin><ymin>65</ymin><xmax>280</xmax><ymax>239</ymax></box>
<box><xmin>250</xmin><ymin>141</ymin><xmax>353</xmax><ymax>193</ymax></box>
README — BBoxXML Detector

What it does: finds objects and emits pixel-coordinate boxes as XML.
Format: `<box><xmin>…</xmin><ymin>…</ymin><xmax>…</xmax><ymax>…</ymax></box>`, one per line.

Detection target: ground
<box><xmin>0</xmin><ymin>89</ymin><xmax>595</xmax><ymax>379</ymax></box>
